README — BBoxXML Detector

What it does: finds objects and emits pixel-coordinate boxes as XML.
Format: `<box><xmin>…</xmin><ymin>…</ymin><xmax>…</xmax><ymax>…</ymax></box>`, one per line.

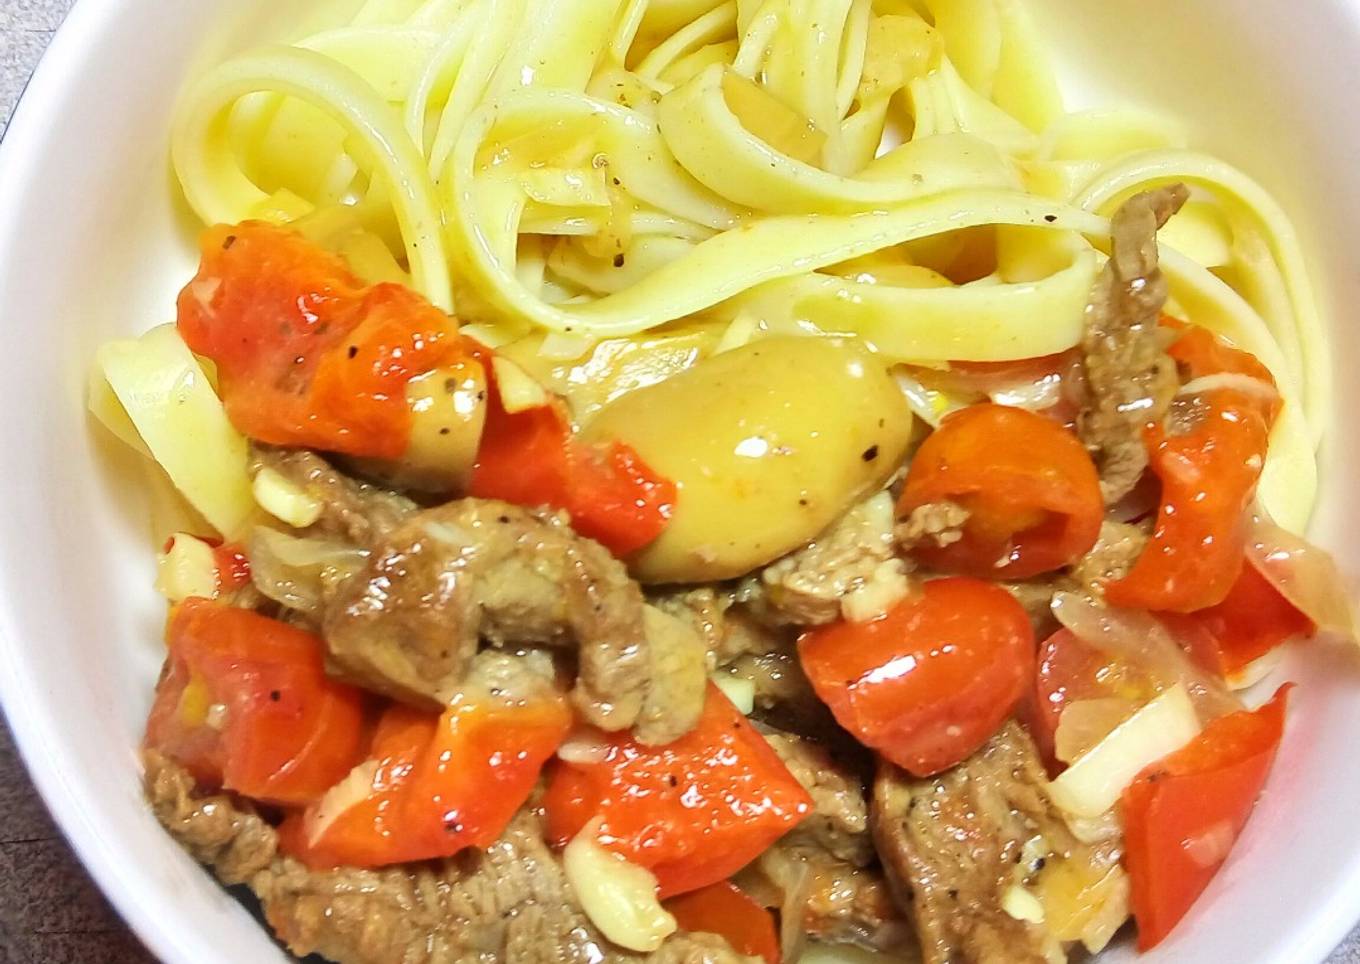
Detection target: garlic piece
<box><xmin>563</xmin><ymin>822</ymin><xmax>676</xmax><ymax>952</ymax></box>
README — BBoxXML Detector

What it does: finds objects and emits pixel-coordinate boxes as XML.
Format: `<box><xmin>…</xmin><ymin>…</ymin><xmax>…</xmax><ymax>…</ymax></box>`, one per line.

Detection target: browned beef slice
<box><xmin>1079</xmin><ymin>184</ymin><xmax>1188</xmax><ymax>504</ymax></box>
<box><xmin>765</xmin><ymin>732</ymin><xmax>874</xmax><ymax>867</ymax></box>
<box><xmin>249</xmin><ymin>444</ymin><xmax>417</xmax><ymax>545</ymax></box>
<box><xmin>871</xmin><ymin>722</ymin><xmax>1076</xmax><ymax>964</ymax></box>
<box><xmin>145</xmin><ymin>753</ymin><xmax>753</xmax><ymax>964</ymax></box>
<box><xmin>745</xmin><ymin>732</ymin><xmax>912</xmax><ymax>954</ymax></box>
<box><xmin>742</xmin><ymin>494</ymin><xmax>904</xmax><ymax>627</ymax></box>
<box><xmin>323</xmin><ymin>498</ymin><xmax>703</xmax><ymax>744</ymax></box>
<box><xmin>757</xmin><ymin>842</ymin><xmax>913</xmax><ymax>953</ymax></box>
<box><xmin>652</xmin><ymin>589</ymin><xmax>848</xmax><ymax>744</ymax></box>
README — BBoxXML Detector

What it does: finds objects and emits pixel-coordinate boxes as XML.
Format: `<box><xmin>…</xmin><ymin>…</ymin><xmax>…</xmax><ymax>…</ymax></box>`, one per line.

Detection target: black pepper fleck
<box><xmin>269</xmin><ymin>690</ymin><xmax>281</xmax><ymax>702</ymax></box>
<box><xmin>347</xmin><ymin>345</ymin><xmax>359</xmax><ymax>359</ymax></box>
<box><xmin>861</xmin><ymin>445</ymin><xmax>879</xmax><ymax>462</ymax></box>
<box><xmin>1044</xmin><ymin>214</ymin><xmax>1058</xmax><ymax>223</ymax></box>
<box><xmin>223</xmin><ymin>235</ymin><xmax>237</xmax><ymax>250</ymax></box>
<box><xmin>613</xmin><ymin>253</ymin><xmax>625</xmax><ymax>268</ymax></box>
<box><xmin>439</xmin><ymin>427</ymin><xmax>450</xmax><ymax>435</ymax></box>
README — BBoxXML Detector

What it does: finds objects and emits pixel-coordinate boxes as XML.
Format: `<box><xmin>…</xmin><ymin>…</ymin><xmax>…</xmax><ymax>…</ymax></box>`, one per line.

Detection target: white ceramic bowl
<box><xmin>1</xmin><ymin>1</ymin><xmax>1358</xmax><ymax>962</ymax></box>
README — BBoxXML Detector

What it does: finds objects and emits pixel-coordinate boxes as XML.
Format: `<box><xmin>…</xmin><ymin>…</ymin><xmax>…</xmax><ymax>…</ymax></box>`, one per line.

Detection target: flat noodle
<box><xmin>152</xmin><ymin>0</ymin><xmax>1324</xmax><ymax>536</ymax></box>
<box><xmin>92</xmin><ymin>325</ymin><xmax>256</xmax><ymax>538</ymax></box>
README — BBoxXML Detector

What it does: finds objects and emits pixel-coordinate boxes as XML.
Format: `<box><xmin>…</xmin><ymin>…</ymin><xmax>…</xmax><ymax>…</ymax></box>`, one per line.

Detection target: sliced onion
<box><xmin>1053</xmin><ymin>697</ymin><xmax>1138</xmax><ymax>764</ymax></box>
<box><xmin>1048</xmin><ymin>684</ymin><xmax>1202</xmax><ymax>818</ymax></box>
<box><xmin>778</xmin><ymin>854</ymin><xmax>812</xmax><ymax>964</ymax></box>
<box><xmin>1051</xmin><ymin>591</ymin><xmax>1242</xmax><ymax>721</ymax></box>
<box><xmin>989</xmin><ymin>370</ymin><xmax>1066</xmax><ymax>411</ymax></box>
<box><xmin>1246</xmin><ymin>512</ymin><xmax>1357</xmax><ymax>641</ymax></box>
<box><xmin>248</xmin><ymin>526</ymin><xmax>368</xmax><ymax>616</ymax></box>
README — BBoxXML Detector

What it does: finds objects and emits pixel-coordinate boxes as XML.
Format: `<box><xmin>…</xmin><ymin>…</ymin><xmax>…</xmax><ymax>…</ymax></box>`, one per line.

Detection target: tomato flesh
<box><xmin>178</xmin><ymin>221</ymin><xmax>470</xmax><ymax>460</ymax></box>
<box><xmin>470</xmin><ymin>370</ymin><xmax>675</xmax><ymax>557</ymax></box>
<box><xmin>282</xmin><ymin>691</ymin><xmax>571</xmax><ymax>869</ymax></box>
<box><xmin>144</xmin><ymin>599</ymin><xmax>367</xmax><ymax>805</ymax></box>
<box><xmin>665</xmin><ymin>881</ymin><xmax>780</xmax><ymax>964</ymax></box>
<box><xmin>1106</xmin><ymin>322</ymin><xmax>1279</xmax><ymax>612</ymax></box>
<box><xmin>799</xmin><ymin>577</ymin><xmax>1035</xmax><ymax>776</ymax></box>
<box><xmin>543</xmin><ymin>684</ymin><xmax>812</xmax><ymax>898</ymax></box>
<box><xmin>1160</xmin><ymin>559</ymin><xmax>1314</xmax><ymax>676</ymax></box>
<box><xmin>898</xmin><ymin>403</ymin><xmax>1102</xmax><ymax>579</ymax></box>
<box><xmin>1121</xmin><ymin>685</ymin><xmax>1291</xmax><ymax>949</ymax></box>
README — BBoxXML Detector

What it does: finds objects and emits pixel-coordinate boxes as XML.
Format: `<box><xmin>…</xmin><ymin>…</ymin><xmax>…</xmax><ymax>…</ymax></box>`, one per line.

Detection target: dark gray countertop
<box><xmin>1</xmin><ymin>2</ymin><xmax>1357</xmax><ymax>961</ymax></box>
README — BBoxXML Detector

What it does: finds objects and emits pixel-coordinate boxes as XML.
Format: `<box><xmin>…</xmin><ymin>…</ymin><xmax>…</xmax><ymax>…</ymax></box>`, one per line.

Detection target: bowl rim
<box><xmin>3</xmin><ymin>2</ymin><xmax>1360</xmax><ymax>963</ymax></box>
<box><xmin>0</xmin><ymin>5</ymin><xmax>211</xmax><ymax>961</ymax></box>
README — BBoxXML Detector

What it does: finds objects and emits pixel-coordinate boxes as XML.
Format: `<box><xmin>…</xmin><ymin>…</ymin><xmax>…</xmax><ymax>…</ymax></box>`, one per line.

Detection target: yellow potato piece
<box><xmin>583</xmin><ymin>336</ymin><xmax>913</xmax><ymax>584</ymax></box>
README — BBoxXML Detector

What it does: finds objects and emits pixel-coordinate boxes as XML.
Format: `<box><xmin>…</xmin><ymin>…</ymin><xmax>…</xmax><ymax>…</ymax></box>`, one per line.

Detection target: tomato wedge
<box><xmin>1105</xmin><ymin>323</ymin><xmax>1278</xmax><ymax>612</ymax></box>
<box><xmin>282</xmin><ymin>686</ymin><xmax>570</xmax><ymax>869</ymax></box>
<box><xmin>178</xmin><ymin>221</ymin><xmax>472</xmax><ymax>460</ymax></box>
<box><xmin>144</xmin><ymin>599</ymin><xmax>367</xmax><ymax>805</ymax></box>
<box><xmin>543</xmin><ymin>684</ymin><xmax>812</xmax><ymax>898</ymax></box>
<box><xmin>665</xmin><ymin>881</ymin><xmax>780</xmax><ymax>964</ymax></box>
<box><xmin>1160</xmin><ymin>558</ymin><xmax>1314</xmax><ymax>677</ymax></box>
<box><xmin>898</xmin><ymin>403</ymin><xmax>1102</xmax><ymax>579</ymax></box>
<box><xmin>470</xmin><ymin>368</ymin><xmax>675</xmax><ymax>557</ymax></box>
<box><xmin>1121</xmin><ymin>685</ymin><xmax>1292</xmax><ymax>949</ymax></box>
<box><xmin>799</xmin><ymin>577</ymin><xmax>1034</xmax><ymax>776</ymax></box>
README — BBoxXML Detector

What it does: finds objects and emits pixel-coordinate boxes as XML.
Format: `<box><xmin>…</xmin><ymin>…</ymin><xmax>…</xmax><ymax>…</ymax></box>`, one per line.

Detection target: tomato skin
<box><xmin>1121</xmin><ymin>685</ymin><xmax>1291</xmax><ymax>950</ymax></box>
<box><xmin>470</xmin><ymin>374</ymin><xmax>676</xmax><ymax>558</ymax></box>
<box><xmin>665</xmin><ymin>881</ymin><xmax>780</xmax><ymax>964</ymax></box>
<box><xmin>1160</xmin><ymin>559</ymin><xmax>1314</xmax><ymax>677</ymax></box>
<box><xmin>1105</xmin><ymin>393</ymin><xmax>1270</xmax><ymax>613</ymax></box>
<box><xmin>177</xmin><ymin>221</ymin><xmax>468</xmax><ymax>459</ymax></box>
<box><xmin>282</xmin><ymin>692</ymin><xmax>571</xmax><ymax>869</ymax></box>
<box><xmin>211</xmin><ymin>543</ymin><xmax>252</xmax><ymax>594</ymax></box>
<box><xmin>144</xmin><ymin>599</ymin><xmax>367</xmax><ymax>805</ymax></box>
<box><xmin>1106</xmin><ymin>323</ymin><xmax>1279</xmax><ymax>613</ymax></box>
<box><xmin>1164</xmin><ymin>321</ymin><xmax>1282</xmax><ymax>423</ymax></box>
<box><xmin>898</xmin><ymin>404</ymin><xmax>1102</xmax><ymax>579</ymax></box>
<box><xmin>798</xmin><ymin>578</ymin><xmax>1035</xmax><ymax>776</ymax></box>
<box><xmin>542</xmin><ymin>684</ymin><xmax>812</xmax><ymax>898</ymax></box>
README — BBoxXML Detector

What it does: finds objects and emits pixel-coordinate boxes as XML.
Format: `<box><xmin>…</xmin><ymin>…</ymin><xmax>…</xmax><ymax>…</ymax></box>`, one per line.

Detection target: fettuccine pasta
<box><xmin>151</xmin><ymin>0</ymin><xmax>1323</xmax><ymax>532</ymax></box>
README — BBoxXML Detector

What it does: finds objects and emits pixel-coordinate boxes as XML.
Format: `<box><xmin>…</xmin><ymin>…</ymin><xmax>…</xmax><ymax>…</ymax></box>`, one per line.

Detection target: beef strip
<box><xmin>145</xmin><ymin>753</ymin><xmax>754</xmax><ymax>964</ymax></box>
<box><xmin>323</xmin><ymin>498</ymin><xmax>705</xmax><ymax>744</ymax></box>
<box><xmin>744</xmin><ymin>732</ymin><xmax>912</xmax><ymax>954</ymax></box>
<box><xmin>871</xmin><ymin>722</ymin><xmax>1127</xmax><ymax>964</ymax></box>
<box><xmin>764</xmin><ymin>731</ymin><xmax>874</xmax><ymax>867</ymax></box>
<box><xmin>651</xmin><ymin>587</ymin><xmax>785</xmax><ymax>666</ymax></box>
<box><xmin>250</xmin><ymin>444</ymin><xmax>417</xmax><ymax>545</ymax></box>
<box><xmin>742</xmin><ymin>493</ymin><xmax>909</xmax><ymax>626</ymax></box>
<box><xmin>756</xmin><ymin>843</ymin><xmax>913</xmax><ymax>954</ymax></box>
<box><xmin>650</xmin><ymin>588</ymin><xmax>843</xmax><ymax>741</ymax></box>
<box><xmin>1078</xmin><ymin>185</ymin><xmax>1189</xmax><ymax>504</ymax></box>
<box><xmin>896</xmin><ymin>501</ymin><xmax>969</xmax><ymax>551</ymax></box>
<box><xmin>1070</xmin><ymin>519</ymin><xmax>1150</xmax><ymax>593</ymax></box>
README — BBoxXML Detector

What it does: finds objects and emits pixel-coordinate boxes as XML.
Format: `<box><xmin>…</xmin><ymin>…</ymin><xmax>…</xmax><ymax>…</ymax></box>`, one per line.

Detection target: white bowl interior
<box><xmin>0</xmin><ymin>2</ymin><xmax>1357</xmax><ymax>962</ymax></box>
